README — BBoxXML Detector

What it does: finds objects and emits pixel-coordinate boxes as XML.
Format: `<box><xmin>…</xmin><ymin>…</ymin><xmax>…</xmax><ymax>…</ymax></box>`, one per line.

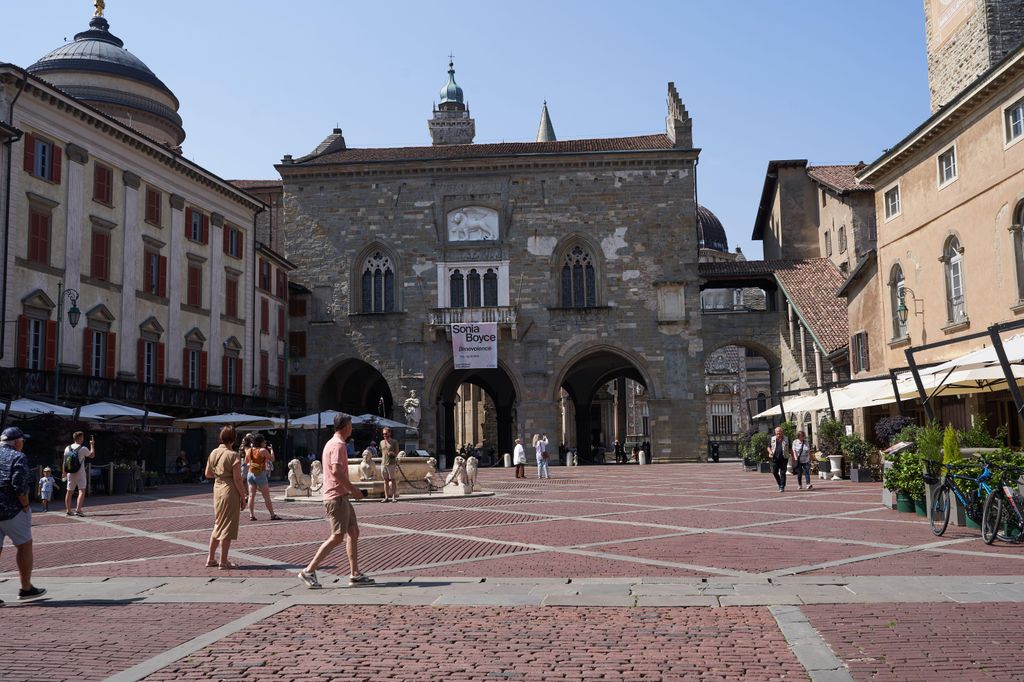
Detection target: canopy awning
<box><xmin>921</xmin><ymin>334</ymin><xmax>1024</xmax><ymax>376</ymax></box>
<box><xmin>175</xmin><ymin>412</ymin><xmax>284</xmax><ymax>428</ymax></box>
<box><xmin>2</xmin><ymin>398</ymin><xmax>75</xmax><ymax>418</ymax></box>
<box><xmin>78</xmin><ymin>401</ymin><xmax>174</xmax><ymax>421</ymax></box>
<box><xmin>289</xmin><ymin>410</ymin><xmax>366</xmax><ymax>430</ymax></box>
<box><xmin>752</xmin><ymin>392</ymin><xmax>823</xmax><ymax>420</ymax></box>
<box><xmin>356</xmin><ymin>414</ymin><xmax>410</xmax><ymax>430</ymax></box>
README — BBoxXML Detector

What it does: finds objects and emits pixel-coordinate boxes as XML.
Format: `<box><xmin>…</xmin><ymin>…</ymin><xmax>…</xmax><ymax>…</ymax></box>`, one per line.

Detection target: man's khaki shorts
<box><xmin>324</xmin><ymin>497</ymin><xmax>357</xmax><ymax>536</ymax></box>
<box><xmin>381</xmin><ymin>465</ymin><xmax>398</xmax><ymax>481</ymax></box>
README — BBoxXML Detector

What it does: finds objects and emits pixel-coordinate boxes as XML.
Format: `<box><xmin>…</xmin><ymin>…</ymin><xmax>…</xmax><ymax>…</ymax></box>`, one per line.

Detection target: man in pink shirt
<box><xmin>298</xmin><ymin>414</ymin><xmax>374</xmax><ymax>587</ymax></box>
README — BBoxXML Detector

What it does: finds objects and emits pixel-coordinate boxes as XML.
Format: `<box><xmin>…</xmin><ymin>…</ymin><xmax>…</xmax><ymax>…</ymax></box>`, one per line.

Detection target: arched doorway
<box><xmin>318</xmin><ymin>359</ymin><xmax>394</xmax><ymax>418</ymax></box>
<box><xmin>704</xmin><ymin>342</ymin><xmax>779</xmax><ymax>454</ymax></box>
<box><xmin>436</xmin><ymin>367</ymin><xmax>517</xmax><ymax>461</ymax></box>
<box><xmin>558</xmin><ymin>349</ymin><xmax>649</xmax><ymax>463</ymax></box>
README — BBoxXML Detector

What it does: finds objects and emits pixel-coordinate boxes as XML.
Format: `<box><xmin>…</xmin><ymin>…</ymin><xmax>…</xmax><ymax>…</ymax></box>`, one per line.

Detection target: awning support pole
<box><xmin>989</xmin><ymin>325</ymin><xmax>1024</xmax><ymax>419</ymax></box>
<box><xmin>905</xmin><ymin>347</ymin><xmax>935</xmax><ymax>422</ymax></box>
<box><xmin>889</xmin><ymin>369</ymin><xmax>905</xmax><ymax>416</ymax></box>
<box><xmin>825</xmin><ymin>386</ymin><xmax>835</xmax><ymax>418</ymax></box>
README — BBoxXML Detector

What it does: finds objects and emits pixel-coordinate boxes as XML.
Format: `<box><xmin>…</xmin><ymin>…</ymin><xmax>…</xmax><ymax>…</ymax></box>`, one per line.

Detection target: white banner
<box><xmin>451</xmin><ymin>322</ymin><xmax>497</xmax><ymax>369</ymax></box>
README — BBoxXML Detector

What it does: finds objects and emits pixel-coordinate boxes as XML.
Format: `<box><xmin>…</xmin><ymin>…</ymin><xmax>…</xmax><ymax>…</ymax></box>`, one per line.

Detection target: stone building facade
<box><xmin>278</xmin><ymin>73</ymin><xmax>706</xmax><ymax>462</ymax></box>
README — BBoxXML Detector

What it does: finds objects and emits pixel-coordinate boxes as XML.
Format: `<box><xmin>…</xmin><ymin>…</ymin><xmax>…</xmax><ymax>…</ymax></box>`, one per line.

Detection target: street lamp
<box><xmin>54</xmin><ymin>281</ymin><xmax>81</xmax><ymax>403</ymax></box>
<box><xmin>896</xmin><ymin>286</ymin><xmax>922</xmax><ymax>325</ymax></box>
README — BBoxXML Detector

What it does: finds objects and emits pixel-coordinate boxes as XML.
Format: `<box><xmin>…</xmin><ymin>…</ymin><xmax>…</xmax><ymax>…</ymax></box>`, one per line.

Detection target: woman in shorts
<box><xmin>245</xmin><ymin>434</ymin><xmax>280</xmax><ymax>521</ymax></box>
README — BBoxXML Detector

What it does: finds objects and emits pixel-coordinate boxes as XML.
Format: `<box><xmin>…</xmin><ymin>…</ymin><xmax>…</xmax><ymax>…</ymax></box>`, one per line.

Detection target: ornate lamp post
<box><xmin>54</xmin><ymin>281</ymin><xmax>81</xmax><ymax>403</ymax></box>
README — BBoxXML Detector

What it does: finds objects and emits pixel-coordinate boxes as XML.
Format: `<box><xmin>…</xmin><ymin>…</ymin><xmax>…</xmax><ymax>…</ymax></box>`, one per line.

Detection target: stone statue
<box><xmin>403</xmin><ymin>390</ymin><xmax>421</xmax><ymax>429</ymax></box>
<box><xmin>359</xmin><ymin>451</ymin><xmax>379</xmax><ymax>481</ymax></box>
<box><xmin>286</xmin><ymin>459</ymin><xmax>311</xmax><ymax>497</ymax></box>
<box><xmin>465</xmin><ymin>455</ymin><xmax>479</xmax><ymax>490</ymax></box>
<box><xmin>309</xmin><ymin>461</ymin><xmax>323</xmax><ymax>494</ymax></box>
<box><xmin>94</xmin><ymin>0</ymin><xmax>105</xmax><ymax>18</ymax></box>
<box><xmin>447</xmin><ymin>207</ymin><xmax>498</xmax><ymax>242</ymax></box>
<box><xmin>445</xmin><ymin>456</ymin><xmax>468</xmax><ymax>487</ymax></box>
<box><xmin>425</xmin><ymin>456</ymin><xmax>437</xmax><ymax>481</ymax></box>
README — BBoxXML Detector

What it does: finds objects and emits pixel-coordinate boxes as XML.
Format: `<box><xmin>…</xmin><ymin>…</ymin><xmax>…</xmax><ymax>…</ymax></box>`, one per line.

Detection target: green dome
<box><xmin>439</xmin><ymin>61</ymin><xmax>464</xmax><ymax>106</ymax></box>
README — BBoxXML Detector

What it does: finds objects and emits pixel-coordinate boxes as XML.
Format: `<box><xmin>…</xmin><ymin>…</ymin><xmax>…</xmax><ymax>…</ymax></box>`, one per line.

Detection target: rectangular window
<box><xmin>289</xmin><ymin>297</ymin><xmax>307</xmax><ymax>317</ymax></box>
<box><xmin>824</xmin><ymin>230</ymin><xmax>832</xmax><ymax>257</ymax></box>
<box><xmin>289</xmin><ymin>331</ymin><xmax>306</xmax><ymax>357</ymax></box>
<box><xmin>260</xmin><ymin>298</ymin><xmax>269</xmax><ymax>334</ymax></box>
<box><xmin>225</xmin><ymin>276</ymin><xmax>238</xmax><ymax>318</ymax></box>
<box><xmin>27</xmin><ymin>318</ymin><xmax>44</xmax><ymax>370</ymax></box>
<box><xmin>259</xmin><ymin>259</ymin><xmax>271</xmax><ymax>291</ymax></box>
<box><xmin>93</xmin><ymin>163</ymin><xmax>113</xmax><ymax>204</ymax></box>
<box><xmin>143</xmin><ymin>340</ymin><xmax>156</xmax><ymax>384</ymax></box>
<box><xmin>187</xmin><ymin>349</ymin><xmax>199</xmax><ymax>389</ymax></box>
<box><xmin>91</xmin><ymin>229</ymin><xmax>110</xmax><ymax>281</ymax></box>
<box><xmin>145</xmin><ymin>187</ymin><xmax>161</xmax><ymax>225</ymax></box>
<box><xmin>852</xmin><ymin>332</ymin><xmax>870</xmax><ymax>373</ymax></box>
<box><xmin>144</xmin><ymin>251</ymin><xmax>160</xmax><ymax>295</ymax></box>
<box><xmin>91</xmin><ymin>331</ymin><xmax>107</xmax><ymax>378</ymax></box>
<box><xmin>28</xmin><ymin>208</ymin><xmax>51</xmax><ymax>265</ymax></box>
<box><xmin>223</xmin><ymin>225</ymin><xmax>243</xmax><ymax>258</ymax></box>
<box><xmin>187</xmin><ymin>264</ymin><xmax>202</xmax><ymax>307</ymax></box>
<box><xmin>821</xmin><ymin>188</ymin><xmax>827</xmax><ymax>207</ymax></box>
<box><xmin>24</xmin><ymin>134</ymin><xmax>61</xmax><ymax>183</ymax></box>
<box><xmin>884</xmin><ymin>186</ymin><xmax>901</xmax><ymax>219</ymax></box>
<box><xmin>186</xmin><ymin>208</ymin><xmax>208</xmax><ymax>243</ymax></box>
<box><xmin>838</xmin><ymin>225</ymin><xmax>847</xmax><ymax>254</ymax></box>
<box><xmin>938</xmin><ymin>147</ymin><xmax>957</xmax><ymax>185</ymax></box>
<box><xmin>225</xmin><ymin>356</ymin><xmax>237</xmax><ymax>394</ymax></box>
<box><xmin>1007</xmin><ymin>97</ymin><xmax>1024</xmax><ymax>143</ymax></box>
<box><xmin>275</xmin><ymin>269</ymin><xmax>287</xmax><ymax>299</ymax></box>
<box><xmin>277</xmin><ymin>306</ymin><xmax>285</xmax><ymax>339</ymax></box>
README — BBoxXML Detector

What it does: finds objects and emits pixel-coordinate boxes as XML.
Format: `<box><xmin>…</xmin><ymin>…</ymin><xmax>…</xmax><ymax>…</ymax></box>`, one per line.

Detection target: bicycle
<box><xmin>981</xmin><ymin>464</ymin><xmax>1024</xmax><ymax>545</ymax></box>
<box><xmin>925</xmin><ymin>457</ymin><xmax>996</xmax><ymax>536</ymax></box>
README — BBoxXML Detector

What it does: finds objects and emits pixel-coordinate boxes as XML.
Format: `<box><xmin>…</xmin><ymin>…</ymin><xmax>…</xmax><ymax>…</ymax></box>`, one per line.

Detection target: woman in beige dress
<box><xmin>204</xmin><ymin>426</ymin><xmax>248</xmax><ymax>569</ymax></box>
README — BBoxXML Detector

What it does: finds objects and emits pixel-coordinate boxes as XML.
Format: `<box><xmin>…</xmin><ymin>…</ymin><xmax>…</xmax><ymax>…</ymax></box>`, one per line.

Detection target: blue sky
<box><xmin>5</xmin><ymin>1</ymin><xmax>929</xmax><ymax>258</ymax></box>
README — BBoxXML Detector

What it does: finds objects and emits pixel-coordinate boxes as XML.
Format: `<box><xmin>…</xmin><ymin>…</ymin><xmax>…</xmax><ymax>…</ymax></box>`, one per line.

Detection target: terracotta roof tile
<box><xmin>806</xmin><ymin>164</ymin><xmax>874</xmax><ymax>193</ymax></box>
<box><xmin>228</xmin><ymin>179</ymin><xmax>282</xmax><ymax>190</ymax></box>
<box><xmin>698</xmin><ymin>259</ymin><xmax>796</xmax><ymax>277</ymax></box>
<box><xmin>774</xmin><ymin>258</ymin><xmax>849</xmax><ymax>354</ymax></box>
<box><xmin>290</xmin><ymin>134</ymin><xmax>675</xmax><ymax>165</ymax></box>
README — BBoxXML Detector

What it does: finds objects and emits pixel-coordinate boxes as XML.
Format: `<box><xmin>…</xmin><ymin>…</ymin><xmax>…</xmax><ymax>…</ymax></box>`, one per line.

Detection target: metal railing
<box><xmin>428</xmin><ymin>306</ymin><xmax>517</xmax><ymax>326</ymax></box>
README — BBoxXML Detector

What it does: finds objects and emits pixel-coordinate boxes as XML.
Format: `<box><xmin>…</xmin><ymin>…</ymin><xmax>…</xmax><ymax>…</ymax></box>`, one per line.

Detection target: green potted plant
<box><xmin>750</xmin><ymin>431</ymin><xmax>771</xmax><ymax>473</ymax></box>
<box><xmin>841</xmin><ymin>434</ymin><xmax>874</xmax><ymax>482</ymax></box>
<box><xmin>884</xmin><ymin>452</ymin><xmax>917</xmax><ymax>513</ymax></box>
<box><xmin>818</xmin><ymin>418</ymin><xmax>845</xmax><ymax>480</ymax></box>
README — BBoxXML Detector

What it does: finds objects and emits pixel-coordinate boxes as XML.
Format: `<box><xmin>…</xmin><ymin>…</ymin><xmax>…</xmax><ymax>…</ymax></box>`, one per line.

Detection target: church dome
<box><xmin>697</xmin><ymin>205</ymin><xmax>729</xmax><ymax>252</ymax></box>
<box><xmin>438</xmin><ymin>61</ymin><xmax>465</xmax><ymax>108</ymax></box>
<box><xmin>28</xmin><ymin>14</ymin><xmax>185</xmax><ymax>148</ymax></box>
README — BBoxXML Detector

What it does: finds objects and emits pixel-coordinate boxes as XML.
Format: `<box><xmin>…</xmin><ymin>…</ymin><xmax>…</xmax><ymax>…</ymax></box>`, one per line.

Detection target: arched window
<box><xmin>467</xmin><ymin>269</ymin><xmax>482</xmax><ymax>307</ymax></box>
<box><xmin>360</xmin><ymin>251</ymin><xmax>395</xmax><ymax>313</ymax></box>
<box><xmin>483</xmin><ymin>269</ymin><xmax>498</xmax><ymax>307</ymax></box>
<box><xmin>561</xmin><ymin>245</ymin><xmax>597</xmax><ymax>308</ymax></box>
<box><xmin>890</xmin><ymin>264</ymin><xmax>907</xmax><ymax>339</ymax></box>
<box><xmin>943</xmin><ymin>236</ymin><xmax>966</xmax><ymax>323</ymax></box>
<box><xmin>450</xmin><ymin>269</ymin><xmax>465</xmax><ymax>308</ymax></box>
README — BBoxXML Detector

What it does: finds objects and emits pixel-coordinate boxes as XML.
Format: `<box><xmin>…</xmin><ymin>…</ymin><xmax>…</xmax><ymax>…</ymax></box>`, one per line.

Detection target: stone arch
<box><xmin>550</xmin><ymin>232</ymin><xmax>605</xmax><ymax>308</ymax></box>
<box><xmin>316</xmin><ymin>357</ymin><xmax>396</xmax><ymax>420</ymax></box>
<box><xmin>350</xmin><ymin>241</ymin><xmax>401</xmax><ymax>314</ymax></box>
<box><xmin>548</xmin><ymin>341</ymin><xmax>660</xmax><ymax>402</ymax></box>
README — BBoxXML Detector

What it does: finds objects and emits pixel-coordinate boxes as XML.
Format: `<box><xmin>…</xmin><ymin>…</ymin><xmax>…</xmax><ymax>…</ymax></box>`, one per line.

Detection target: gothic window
<box><xmin>890</xmin><ymin>264</ymin><xmax>907</xmax><ymax>340</ymax></box>
<box><xmin>483</xmin><ymin>268</ymin><xmax>498</xmax><ymax>307</ymax></box>
<box><xmin>943</xmin><ymin>236</ymin><xmax>966</xmax><ymax>323</ymax></box>
<box><xmin>467</xmin><ymin>269</ymin><xmax>482</xmax><ymax>307</ymax></box>
<box><xmin>561</xmin><ymin>245</ymin><xmax>597</xmax><ymax>308</ymax></box>
<box><xmin>450</xmin><ymin>270</ymin><xmax>465</xmax><ymax>307</ymax></box>
<box><xmin>360</xmin><ymin>251</ymin><xmax>395</xmax><ymax>314</ymax></box>
<box><xmin>448</xmin><ymin>267</ymin><xmax>500</xmax><ymax>308</ymax></box>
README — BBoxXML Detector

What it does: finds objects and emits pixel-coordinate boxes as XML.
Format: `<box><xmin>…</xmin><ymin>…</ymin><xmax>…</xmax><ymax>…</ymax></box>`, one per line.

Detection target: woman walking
<box><xmin>205</xmin><ymin>426</ymin><xmax>247</xmax><ymax>569</ymax></box>
<box><xmin>793</xmin><ymin>431</ymin><xmax>813</xmax><ymax>490</ymax></box>
<box><xmin>246</xmin><ymin>434</ymin><xmax>281</xmax><ymax>521</ymax></box>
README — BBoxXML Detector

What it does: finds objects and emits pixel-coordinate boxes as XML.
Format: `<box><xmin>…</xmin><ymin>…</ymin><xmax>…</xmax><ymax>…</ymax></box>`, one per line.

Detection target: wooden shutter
<box><xmin>236</xmin><ymin>358</ymin><xmax>243</xmax><ymax>394</ymax></box>
<box><xmin>237</xmin><ymin>230</ymin><xmax>244</xmax><ymax>258</ymax></box>
<box><xmin>860</xmin><ymin>332</ymin><xmax>870</xmax><ymax>372</ymax></box>
<box><xmin>261</xmin><ymin>298</ymin><xmax>269</xmax><ymax>333</ymax></box>
<box><xmin>137</xmin><ymin>339</ymin><xmax>145</xmax><ymax>381</ymax></box>
<box><xmin>91</xmin><ymin>230</ymin><xmax>108</xmax><ymax>280</ymax></box>
<box><xmin>182</xmin><ymin>348</ymin><xmax>191</xmax><ymax>386</ymax></box>
<box><xmin>50</xmin><ymin>145</ymin><xmax>61</xmax><ymax>184</ymax></box>
<box><xmin>16</xmin><ymin>315</ymin><xmax>28</xmax><ymax>368</ymax></box>
<box><xmin>23</xmin><ymin>133</ymin><xmax>35</xmax><ymax>173</ymax></box>
<box><xmin>44</xmin><ymin>320</ymin><xmax>57</xmax><ymax>371</ymax></box>
<box><xmin>83</xmin><ymin>330</ymin><xmax>93</xmax><ymax>376</ymax></box>
<box><xmin>145</xmin><ymin>188</ymin><xmax>158</xmax><ymax>224</ymax></box>
<box><xmin>278</xmin><ymin>306</ymin><xmax>285</xmax><ymax>339</ymax></box>
<box><xmin>156</xmin><ymin>342</ymin><xmax>166</xmax><ymax>384</ymax></box>
<box><xmin>105</xmin><ymin>331</ymin><xmax>116</xmax><ymax>378</ymax></box>
<box><xmin>185</xmin><ymin>207</ymin><xmax>193</xmax><ymax>239</ymax></box>
<box><xmin>199</xmin><ymin>351</ymin><xmax>208</xmax><ymax>390</ymax></box>
<box><xmin>158</xmin><ymin>256</ymin><xmax>167</xmax><ymax>298</ymax></box>
<box><xmin>201</xmin><ymin>214</ymin><xmax>209</xmax><ymax>244</ymax></box>
<box><xmin>223</xmin><ymin>225</ymin><xmax>230</xmax><ymax>254</ymax></box>
<box><xmin>221</xmin><ymin>356</ymin><xmax>229</xmax><ymax>391</ymax></box>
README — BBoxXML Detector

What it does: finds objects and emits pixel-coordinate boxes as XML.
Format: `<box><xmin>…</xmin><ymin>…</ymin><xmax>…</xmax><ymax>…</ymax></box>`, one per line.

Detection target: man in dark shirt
<box><xmin>0</xmin><ymin>427</ymin><xmax>46</xmax><ymax>604</ymax></box>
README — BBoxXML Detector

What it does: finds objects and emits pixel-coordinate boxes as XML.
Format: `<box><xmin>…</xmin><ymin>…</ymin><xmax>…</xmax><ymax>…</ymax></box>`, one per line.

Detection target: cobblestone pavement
<box><xmin>2</xmin><ymin>463</ymin><xmax>1024</xmax><ymax>680</ymax></box>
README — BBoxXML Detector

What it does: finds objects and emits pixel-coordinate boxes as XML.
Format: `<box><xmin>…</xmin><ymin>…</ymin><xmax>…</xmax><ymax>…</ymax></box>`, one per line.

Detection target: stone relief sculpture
<box><xmin>403</xmin><ymin>390</ymin><xmax>421</xmax><ymax>429</ymax></box>
<box><xmin>447</xmin><ymin>206</ymin><xmax>498</xmax><ymax>242</ymax></box>
<box><xmin>359</xmin><ymin>451</ymin><xmax>379</xmax><ymax>481</ymax></box>
<box><xmin>286</xmin><ymin>459</ymin><xmax>311</xmax><ymax>497</ymax></box>
<box><xmin>309</xmin><ymin>461</ymin><xmax>323</xmax><ymax>494</ymax></box>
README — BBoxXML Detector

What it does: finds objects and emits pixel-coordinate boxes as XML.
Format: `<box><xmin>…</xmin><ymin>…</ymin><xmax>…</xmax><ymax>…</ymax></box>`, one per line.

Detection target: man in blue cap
<box><xmin>0</xmin><ymin>426</ymin><xmax>45</xmax><ymax>604</ymax></box>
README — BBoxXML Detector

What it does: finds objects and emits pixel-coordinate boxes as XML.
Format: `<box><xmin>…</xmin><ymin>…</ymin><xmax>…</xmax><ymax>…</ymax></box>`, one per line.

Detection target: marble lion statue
<box><xmin>359</xmin><ymin>450</ymin><xmax>379</xmax><ymax>481</ymax></box>
<box><xmin>309</xmin><ymin>460</ymin><xmax>324</xmax><ymax>493</ymax></box>
<box><xmin>287</xmin><ymin>459</ymin><xmax>311</xmax><ymax>492</ymax></box>
<box><xmin>425</xmin><ymin>457</ymin><xmax>438</xmax><ymax>485</ymax></box>
<box><xmin>465</xmin><ymin>455</ymin><xmax>479</xmax><ymax>489</ymax></box>
<box><xmin>445</xmin><ymin>455</ymin><xmax>468</xmax><ymax>487</ymax></box>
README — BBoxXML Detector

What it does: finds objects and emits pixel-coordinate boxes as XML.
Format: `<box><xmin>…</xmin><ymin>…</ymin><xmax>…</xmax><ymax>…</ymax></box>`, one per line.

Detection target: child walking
<box><xmin>37</xmin><ymin>467</ymin><xmax>55</xmax><ymax>511</ymax></box>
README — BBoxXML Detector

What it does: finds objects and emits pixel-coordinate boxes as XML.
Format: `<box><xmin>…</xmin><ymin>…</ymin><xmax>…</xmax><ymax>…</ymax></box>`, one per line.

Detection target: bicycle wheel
<box><xmin>930</xmin><ymin>485</ymin><xmax>951</xmax><ymax>536</ymax></box>
<box><xmin>982</xmin><ymin>489</ymin><xmax>1009</xmax><ymax>545</ymax></box>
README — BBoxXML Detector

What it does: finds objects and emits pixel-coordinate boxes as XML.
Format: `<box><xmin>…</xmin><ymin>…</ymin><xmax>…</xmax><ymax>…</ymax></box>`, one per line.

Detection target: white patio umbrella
<box><xmin>2</xmin><ymin>398</ymin><xmax>75</xmax><ymax>418</ymax></box>
<box><xmin>752</xmin><ymin>393</ymin><xmax>821</xmax><ymax>420</ymax></box>
<box><xmin>920</xmin><ymin>334</ymin><xmax>1024</xmax><ymax>376</ymax></box>
<box><xmin>356</xmin><ymin>414</ymin><xmax>409</xmax><ymax>430</ymax></box>
<box><xmin>289</xmin><ymin>410</ymin><xmax>367</xmax><ymax>430</ymax></box>
<box><xmin>176</xmin><ymin>412</ymin><xmax>284</xmax><ymax>428</ymax></box>
<box><xmin>78</xmin><ymin>401</ymin><xmax>174</xmax><ymax>421</ymax></box>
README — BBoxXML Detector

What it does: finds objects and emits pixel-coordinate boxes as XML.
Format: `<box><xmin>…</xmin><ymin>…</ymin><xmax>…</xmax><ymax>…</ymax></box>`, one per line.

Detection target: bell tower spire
<box><xmin>428</xmin><ymin>58</ymin><xmax>476</xmax><ymax>145</ymax></box>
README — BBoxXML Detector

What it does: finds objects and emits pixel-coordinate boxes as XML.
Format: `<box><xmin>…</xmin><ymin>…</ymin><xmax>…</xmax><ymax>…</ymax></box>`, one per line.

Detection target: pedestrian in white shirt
<box><xmin>534</xmin><ymin>434</ymin><xmax>550</xmax><ymax>479</ymax></box>
<box><xmin>513</xmin><ymin>439</ymin><xmax>526</xmax><ymax>479</ymax></box>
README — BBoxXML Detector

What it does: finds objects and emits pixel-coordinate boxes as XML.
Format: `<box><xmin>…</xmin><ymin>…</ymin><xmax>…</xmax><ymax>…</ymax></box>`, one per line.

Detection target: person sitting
<box><xmin>175</xmin><ymin>451</ymin><xmax>192</xmax><ymax>483</ymax></box>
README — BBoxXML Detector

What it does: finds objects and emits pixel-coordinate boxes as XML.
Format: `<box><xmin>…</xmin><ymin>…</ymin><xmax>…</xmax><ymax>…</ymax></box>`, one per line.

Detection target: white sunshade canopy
<box><xmin>289</xmin><ymin>411</ymin><xmax>366</xmax><ymax>430</ymax></box>
<box><xmin>892</xmin><ymin>363</ymin><xmax>1024</xmax><ymax>400</ymax></box>
<box><xmin>78</xmin><ymin>401</ymin><xmax>174</xmax><ymax>421</ymax></box>
<box><xmin>356</xmin><ymin>414</ymin><xmax>411</xmax><ymax>430</ymax></box>
<box><xmin>752</xmin><ymin>393</ymin><xmax>823</xmax><ymax>420</ymax></box>
<box><xmin>921</xmin><ymin>334</ymin><xmax>1024</xmax><ymax>377</ymax></box>
<box><xmin>3</xmin><ymin>398</ymin><xmax>75</xmax><ymax>418</ymax></box>
<box><xmin>176</xmin><ymin>412</ymin><xmax>284</xmax><ymax>428</ymax></box>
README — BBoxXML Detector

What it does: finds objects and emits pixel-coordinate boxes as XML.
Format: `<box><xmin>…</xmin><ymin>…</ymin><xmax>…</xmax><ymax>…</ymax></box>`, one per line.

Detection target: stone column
<box><xmin>799</xmin><ymin>324</ymin><xmax>807</xmax><ymax>374</ymax></box>
<box><xmin>787</xmin><ymin>301</ymin><xmax>795</xmax><ymax>349</ymax></box>
<box><xmin>119</xmin><ymin>171</ymin><xmax>141</xmax><ymax>378</ymax></box>
<box><xmin>208</xmin><ymin>213</ymin><xmax>225</xmax><ymax>388</ymax></box>
<box><xmin>814</xmin><ymin>347</ymin><xmax>823</xmax><ymax>389</ymax></box>
<box><xmin>166</xmin><ymin>194</ymin><xmax>185</xmax><ymax>383</ymax></box>
<box><xmin>63</xmin><ymin>143</ymin><xmax>88</xmax><ymax>372</ymax></box>
<box><xmin>615</xmin><ymin>376</ymin><xmax>627</xmax><ymax>443</ymax></box>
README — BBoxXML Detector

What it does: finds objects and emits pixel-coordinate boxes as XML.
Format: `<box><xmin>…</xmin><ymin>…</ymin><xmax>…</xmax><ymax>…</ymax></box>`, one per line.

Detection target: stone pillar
<box><xmin>63</xmin><ymin>143</ymin><xmax>88</xmax><ymax>372</ymax></box>
<box><xmin>799</xmin><ymin>325</ymin><xmax>807</xmax><ymax>373</ymax></box>
<box><xmin>788</xmin><ymin>301</ymin><xmax>795</xmax><ymax>349</ymax></box>
<box><xmin>208</xmin><ymin>213</ymin><xmax>224</xmax><ymax>388</ymax></box>
<box><xmin>615</xmin><ymin>376</ymin><xmax>627</xmax><ymax>442</ymax></box>
<box><xmin>814</xmin><ymin>347</ymin><xmax>823</xmax><ymax>389</ymax></box>
<box><xmin>119</xmin><ymin>171</ymin><xmax>141</xmax><ymax>378</ymax></box>
<box><xmin>167</xmin><ymin>194</ymin><xmax>185</xmax><ymax>383</ymax></box>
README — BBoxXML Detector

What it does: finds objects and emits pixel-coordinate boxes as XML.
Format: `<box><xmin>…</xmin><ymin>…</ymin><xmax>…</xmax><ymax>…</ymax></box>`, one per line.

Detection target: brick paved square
<box><xmin>1</xmin><ymin>536</ymin><xmax>193</xmax><ymax>573</ymax></box>
<box><xmin>456</xmin><ymin>518</ymin><xmax>688</xmax><ymax>546</ymax></box>
<box><xmin>597</xmin><ymin>507</ymin><xmax>794</xmax><ymax>529</ymax></box>
<box><xmin>388</xmin><ymin>549</ymin><xmax>713</xmax><ymax>578</ymax></box>
<box><xmin>757</xmin><ymin>517</ymin><xmax>937</xmax><ymax>545</ymax></box>
<box><xmin>360</xmin><ymin>509</ymin><xmax>548</xmax><ymax>531</ymax></box>
<box><xmin>805</xmin><ymin>549</ymin><xmax>1024</xmax><ymax>575</ymax></box>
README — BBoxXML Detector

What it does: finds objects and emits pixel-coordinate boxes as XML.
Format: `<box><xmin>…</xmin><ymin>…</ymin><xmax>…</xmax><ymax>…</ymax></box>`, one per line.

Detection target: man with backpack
<box><xmin>63</xmin><ymin>432</ymin><xmax>95</xmax><ymax>517</ymax></box>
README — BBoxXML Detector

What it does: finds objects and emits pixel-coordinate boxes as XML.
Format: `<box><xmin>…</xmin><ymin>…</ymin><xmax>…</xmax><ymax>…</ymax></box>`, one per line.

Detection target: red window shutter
<box><xmin>221</xmin><ymin>357</ymin><xmax>228</xmax><ymax>391</ymax></box>
<box><xmin>50</xmin><ymin>145</ymin><xmax>61</xmax><ymax>184</ymax></box>
<box><xmin>202</xmin><ymin>214</ymin><xmax>209</xmax><ymax>244</ymax></box>
<box><xmin>223</xmin><ymin>225</ymin><xmax>230</xmax><ymax>254</ymax></box>
<box><xmin>23</xmin><ymin>133</ymin><xmax>35</xmax><ymax>174</ymax></box>
<box><xmin>158</xmin><ymin>256</ymin><xmax>167</xmax><ymax>298</ymax></box>
<box><xmin>199</xmin><ymin>350</ymin><xmax>208</xmax><ymax>390</ymax></box>
<box><xmin>185</xmin><ymin>207</ymin><xmax>193</xmax><ymax>239</ymax></box>
<box><xmin>143</xmin><ymin>251</ymin><xmax>153</xmax><ymax>292</ymax></box>
<box><xmin>278</xmin><ymin>306</ymin><xmax>285</xmax><ymax>339</ymax></box>
<box><xmin>44</xmin><ymin>320</ymin><xmax>57</xmax><ymax>371</ymax></box>
<box><xmin>83</xmin><ymin>330</ymin><xmax>93</xmax><ymax>376</ymax></box>
<box><xmin>93</xmin><ymin>166</ymin><xmax>101</xmax><ymax>202</ymax></box>
<box><xmin>236</xmin><ymin>358</ymin><xmax>243</xmax><ymax>394</ymax></box>
<box><xmin>137</xmin><ymin>339</ymin><xmax>145</xmax><ymax>380</ymax></box>
<box><xmin>182</xmin><ymin>348</ymin><xmax>190</xmax><ymax>386</ymax></box>
<box><xmin>145</xmin><ymin>189</ymin><xmax>157</xmax><ymax>223</ymax></box>
<box><xmin>188</xmin><ymin>266</ymin><xmax>201</xmax><ymax>307</ymax></box>
<box><xmin>28</xmin><ymin>211</ymin><xmax>39</xmax><ymax>263</ymax></box>
<box><xmin>156</xmin><ymin>343</ymin><xmax>166</xmax><ymax>384</ymax></box>
<box><xmin>238</xmin><ymin>231</ymin><xmax>244</xmax><ymax>257</ymax></box>
<box><xmin>91</xmin><ymin>230</ymin><xmax>105</xmax><ymax>279</ymax></box>
<box><xmin>261</xmin><ymin>298</ymin><xmax>269</xmax><ymax>333</ymax></box>
<box><xmin>105</xmin><ymin>331</ymin><xmax>116</xmax><ymax>378</ymax></box>
<box><xmin>16</xmin><ymin>315</ymin><xmax>28</xmax><ymax>368</ymax></box>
